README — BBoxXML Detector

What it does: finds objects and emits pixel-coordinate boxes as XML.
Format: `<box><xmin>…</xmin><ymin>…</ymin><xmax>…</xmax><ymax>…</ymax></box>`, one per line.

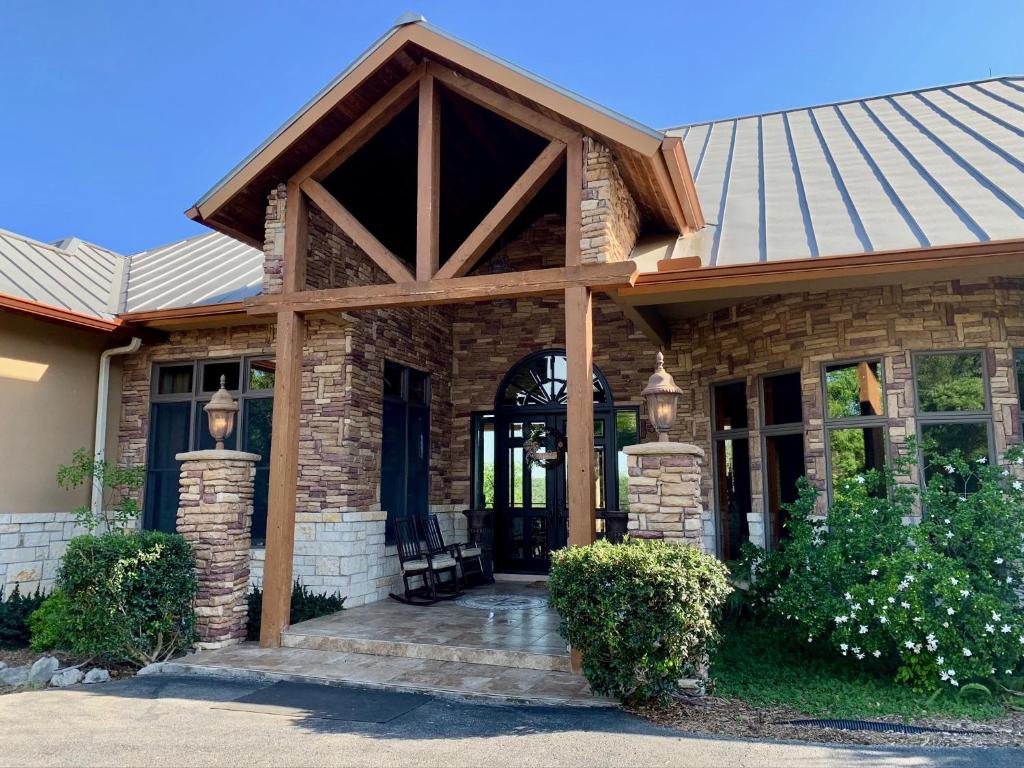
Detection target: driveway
<box><xmin>0</xmin><ymin>674</ymin><xmax>1019</xmax><ymax>768</ymax></box>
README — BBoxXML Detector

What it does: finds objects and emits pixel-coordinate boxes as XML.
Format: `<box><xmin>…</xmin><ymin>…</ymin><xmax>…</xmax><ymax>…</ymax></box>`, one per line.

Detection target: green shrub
<box><xmin>548</xmin><ymin>537</ymin><xmax>732</xmax><ymax>704</ymax></box>
<box><xmin>0</xmin><ymin>585</ymin><xmax>46</xmax><ymax>648</ymax></box>
<box><xmin>749</xmin><ymin>444</ymin><xmax>1024</xmax><ymax>694</ymax></box>
<box><xmin>246</xmin><ymin>581</ymin><xmax>346</xmax><ymax>641</ymax></box>
<box><xmin>30</xmin><ymin>531</ymin><xmax>196</xmax><ymax>665</ymax></box>
<box><xmin>56</xmin><ymin>448</ymin><xmax>145</xmax><ymax>533</ymax></box>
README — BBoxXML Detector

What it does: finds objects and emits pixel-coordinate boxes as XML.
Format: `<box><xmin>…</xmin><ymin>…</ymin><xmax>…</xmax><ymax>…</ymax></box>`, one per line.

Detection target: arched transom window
<box><xmin>498</xmin><ymin>351</ymin><xmax>610</xmax><ymax>409</ymax></box>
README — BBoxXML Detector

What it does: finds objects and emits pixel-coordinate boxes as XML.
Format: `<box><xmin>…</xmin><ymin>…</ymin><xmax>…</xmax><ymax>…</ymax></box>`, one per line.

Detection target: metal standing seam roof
<box><xmin>0</xmin><ymin>228</ymin><xmax>263</xmax><ymax>320</ymax></box>
<box><xmin>659</xmin><ymin>76</ymin><xmax>1024</xmax><ymax>267</ymax></box>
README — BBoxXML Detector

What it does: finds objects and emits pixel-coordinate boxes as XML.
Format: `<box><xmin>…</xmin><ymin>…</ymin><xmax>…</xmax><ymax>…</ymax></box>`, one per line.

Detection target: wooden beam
<box><xmin>247</xmin><ymin>261</ymin><xmax>637</xmax><ymax>316</ymax></box>
<box><xmin>428</xmin><ymin>63</ymin><xmax>579</xmax><ymax>144</ymax></box>
<box><xmin>259</xmin><ymin>181</ymin><xmax>308</xmax><ymax>649</ymax></box>
<box><xmin>651</xmin><ymin>151</ymin><xmax>691</xmax><ymax>235</ymax></box>
<box><xmin>301</xmin><ymin>178</ymin><xmax>415</xmax><ymax>284</ymax></box>
<box><xmin>258</xmin><ymin>309</ymin><xmax>304</xmax><ymax>648</ymax></box>
<box><xmin>565</xmin><ymin>284</ymin><xmax>596</xmax><ymax>551</ymax></box>
<box><xmin>565</xmin><ymin>137</ymin><xmax>583</xmax><ymax>267</ymax></box>
<box><xmin>293</xmin><ymin>67</ymin><xmax>422</xmax><ymax>184</ymax></box>
<box><xmin>660</xmin><ymin>137</ymin><xmax>705</xmax><ymax>232</ymax></box>
<box><xmin>612</xmin><ymin>297</ymin><xmax>671</xmax><ymax>348</ymax></box>
<box><xmin>416</xmin><ymin>73</ymin><xmax>441</xmax><ymax>281</ymax></box>
<box><xmin>436</xmin><ymin>140</ymin><xmax>566</xmax><ymax>280</ymax></box>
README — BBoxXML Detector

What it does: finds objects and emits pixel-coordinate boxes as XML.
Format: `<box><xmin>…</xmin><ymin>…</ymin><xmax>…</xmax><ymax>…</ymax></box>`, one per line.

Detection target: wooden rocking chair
<box><xmin>389</xmin><ymin>517</ymin><xmax>461</xmax><ymax>605</ymax></box>
<box><xmin>423</xmin><ymin>513</ymin><xmax>489</xmax><ymax>586</ymax></box>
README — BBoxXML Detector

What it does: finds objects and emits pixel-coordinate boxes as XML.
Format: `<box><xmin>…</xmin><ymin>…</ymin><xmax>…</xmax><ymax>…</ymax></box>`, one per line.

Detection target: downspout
<box><xmin>92</xmin><ymin>337</ymin><xmax>142</xmax><ymax>517</ymax></box>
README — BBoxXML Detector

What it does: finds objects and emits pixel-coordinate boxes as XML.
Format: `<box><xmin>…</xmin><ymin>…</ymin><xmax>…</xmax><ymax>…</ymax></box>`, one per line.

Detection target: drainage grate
<box><xmin>783</xmin><ymin>719</ymin><xmax>992</xmax><ymax>735</ymax></box>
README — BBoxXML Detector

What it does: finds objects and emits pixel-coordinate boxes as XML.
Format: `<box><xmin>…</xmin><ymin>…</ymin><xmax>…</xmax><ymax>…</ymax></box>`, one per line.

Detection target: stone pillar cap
<box><xmin>622</xmin><ymin>442</ymin><xmax>704</xmax><ymax>457</ymax></box>
<box><xmin>175</xmin><ymin>449</ymin><xmax>261</xmax><ymax>462</ymax></box>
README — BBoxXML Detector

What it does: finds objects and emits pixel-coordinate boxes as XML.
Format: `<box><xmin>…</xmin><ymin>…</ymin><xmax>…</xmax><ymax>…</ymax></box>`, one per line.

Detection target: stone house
<box><xmin>2</xmin><ymin>16</ymin><xmax>1024</xmax><ymax>647</ymax></box>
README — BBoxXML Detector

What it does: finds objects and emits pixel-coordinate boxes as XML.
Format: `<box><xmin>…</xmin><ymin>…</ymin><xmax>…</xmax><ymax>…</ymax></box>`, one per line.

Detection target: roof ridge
<box><xmin>663</xmin><ymin>75</ymin><xmax>1024</xmax><ymax>132</ymax></box>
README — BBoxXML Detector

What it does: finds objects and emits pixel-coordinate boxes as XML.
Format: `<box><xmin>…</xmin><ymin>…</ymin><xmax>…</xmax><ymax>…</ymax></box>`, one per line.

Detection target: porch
<box><xmin>168</xmin><ymin>582</ymin><xmax>607</xmax><ymax>705</ymax></box>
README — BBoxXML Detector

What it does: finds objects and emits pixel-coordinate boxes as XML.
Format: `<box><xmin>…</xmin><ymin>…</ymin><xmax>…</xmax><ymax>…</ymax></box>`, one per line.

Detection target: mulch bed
<box><xmin>630</xmin><ymin>694</ymin><xmax>1024</xmax><ymax>748</ymax></box>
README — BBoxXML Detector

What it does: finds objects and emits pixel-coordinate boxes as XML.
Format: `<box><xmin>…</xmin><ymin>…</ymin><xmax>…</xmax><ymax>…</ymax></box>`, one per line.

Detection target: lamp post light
<box><xmin>204</xmin><ymin>375</ymin><xmax>238</xmax><ymax>450</ymax></box>
<box><xmin>641</xmin><ymin>351</ymin><xmax>683</xmax><ymax>443</ymax></box>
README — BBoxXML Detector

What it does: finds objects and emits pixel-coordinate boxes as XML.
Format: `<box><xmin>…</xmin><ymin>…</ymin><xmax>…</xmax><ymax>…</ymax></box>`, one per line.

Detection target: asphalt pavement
<box><xmin>0</xmin><ymin>674</ymin><xmax>1020</xmax><ymax>767</ymax></box>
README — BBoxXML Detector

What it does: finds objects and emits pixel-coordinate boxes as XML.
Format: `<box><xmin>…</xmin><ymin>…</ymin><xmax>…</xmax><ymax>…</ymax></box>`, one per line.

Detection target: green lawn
<box><xmin>710</xmin><ymin>620</ymin><xmax>1008</xmax><ymax>721</ymax></box>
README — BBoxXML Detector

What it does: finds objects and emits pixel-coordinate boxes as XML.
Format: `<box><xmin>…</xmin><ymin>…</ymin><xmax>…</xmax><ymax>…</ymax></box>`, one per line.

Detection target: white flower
<box><xmin>1008</xmin><ymin>670</ymin><xmax>1015</xmax><ymax>675</ymax></box>
<box><xmin>906</xmin><ymin>574</ymin><xmax>916</xmax><ymax>582</ymax></box>
<box><xmin>978</xmin><ymin>456</ymin><xmax>987</xmax><ymax>464</ymax></box>
<box><xmin>1008</xmin><ymin>576</ymin><xmax>1015</xmax><ymax>584</ymax></box>
<box><xmin>1017</xmin><ymin>456</ymin><xmax>1023</xmax><ymax>465</ymax></box>
<box><xmin>844</xmin><ymin>592</ymin><xmax>853</xmax><ymax>601</ymax></box>
<box><xmin>913</xmin><ymin>616</ymin><xmax>923</xmax><ymax>623</ymax></box>
<box><xmin>834</xmin><ymin>615</ymin><xmax>848</xmax><ymax>624</ymax></box>
<box><xmin>856</xmin><ymin>475</ymin><xmax>866</xmax><ymax>485</ymax></box>
<box><xmin>947</xmin><ymin>668</ymin><xmax>957</xmax><ymax>677</ymax></box>
<box><xmin>940</xmin><ymin>670</ymin><xmax>950</xmax><ymax>682</ymax></box>
<box><xmin>808</xmin><ymin>637</ymin><xmax>813</xmax><ymax>643</ymax></box>
<box><xmin>959</xmin><ymin>589</ymin><xmax>970</xmax><ymax>598</ymax></box>
<box><xmin>840</xmin><ymin>643</ymin><xmax>849</xmax><ymax>652</ymax></box>
<box><xmin>985</xmin><ymin>624</ymin><xmax>996</xmax><ymax>634</ymax></box>
<box><xmin>887</xmin><ymin>597</ymin><xmax>896</xmax><ymax>604</ymax></box>
<box><xmin>993</xmin><ymin>612</ymin><xmax>1001</xmax><ymax>621</ymax></box>
<box><xmin>937</xmin><ymin>656</ymin><xmax>945</xmax><ymax>665</ymax></box>
<box><xmin>962</xmin><ymin>648</ymin><xmax>973</xmax><ymax>657</ymax></box>
<box><xmin>995</xmin><ymin>558</ymin><xmax>1004</xmax><ymax>565</ymax></box>
<box><xmin>873</xmin><ymin>650</ymin><xmax>882</xmax><ymax>658</ymax></box>
<box><xmin>1002</xmin><ymin>470</ymin><xmax>1010</xmax><ymax>477</ymax></box>
<box><xmin>855</xmin><ymin>652</ymin><xmax>865</xmax><ymax>660</ymax></box>
<box><xmin>860</xmin><ymin>625</ymin><xmax>869</xmax><ymax>634</ymax></box>
<box><xmin>901</xmin><ymin>601</ymin><xmax>911</xmax><ymax>609</ymax></box>
<box><xmin>945</xmin><ymin>531</ymin><xmax>955</xmax><ymax>539</ymax></box>
<box><xmin>867</xmin><ymin>598</ymin><xmax>875</xmax><ymax>606</ymax></box>
<box><xmin>1014</xmin><ymin>480</ymin><xmax>1023</xmax><ymax>491</ymax></box>
<box><xmin>945</xmin><ymin>465</ymin><xmax>956</xmax><ymax>474</ymax></box>
<box><xmin>944</xmin><ymin>518</ymin><xmax>951</xmax><ymax>524</ymax></box>
<box><xmin>951</xmin><ymin>679</ymin><xmax>959</xmax><ymax>687</ymax></box>
<box><xmin>904</xmin><ymin>640</ymin><xmax>915</xmax><ymax>650</ymax></box>
<box><xmin>879</xmin><ymin>615</ymin><xmax>889</xmax><ymax>624</ymax></box>
<box><xmin>852</xmin><ymin>603</ymin><xmax>862</xmax><ymax>612</ymax></box>
<box><xmin>1001</xmin><ymin>625</ymin><xmax>1012</xmax><ymax>634</ymax></box>
<box><xmin>870</xmin><ymin>569</ymin><xmax>879</xmax><ymax>576</ymax></box>
<box><xmin>947</xmin><ymin>607</ymin><xmax>956</xmax><ymax>616</ymax></box>
<box><xmin>949</xmin><ymin>577</ymin><xmax>958</xmax><ymax>585</ymax></box>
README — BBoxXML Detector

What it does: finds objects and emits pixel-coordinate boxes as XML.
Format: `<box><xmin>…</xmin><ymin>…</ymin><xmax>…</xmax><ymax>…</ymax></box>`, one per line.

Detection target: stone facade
<box><xmin>623</xmin><ymin>443</ymin><xmax>707</xmax><ymax>549</ymax></box>
<box><xmin>0</xmin><ymin>513</ymin><xmax>89</xmax><ymax>593</ymax></box>
<box><xmin>175</xmin><ymin>450</ymin><xmax>258</xmax><ymax>648</ymax></box>
<box><xmin>580</xmin><ymin>139</ymin><xmax>641</xmax><ymax>264</ymax></box>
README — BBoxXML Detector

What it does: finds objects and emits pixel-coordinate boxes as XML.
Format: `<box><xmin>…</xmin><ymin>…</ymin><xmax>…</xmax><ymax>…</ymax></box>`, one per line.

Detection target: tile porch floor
<box><xmin>167</xmin><ymin>581</ymin><xmax>610</xmax><ymax>706</ymax></box>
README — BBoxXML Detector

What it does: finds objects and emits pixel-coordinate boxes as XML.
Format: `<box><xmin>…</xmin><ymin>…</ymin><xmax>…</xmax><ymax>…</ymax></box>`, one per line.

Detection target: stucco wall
<box><xmin>0</xmin><ymin>312</ymin><xmax>123</xmax><ymax>592</ymax></box>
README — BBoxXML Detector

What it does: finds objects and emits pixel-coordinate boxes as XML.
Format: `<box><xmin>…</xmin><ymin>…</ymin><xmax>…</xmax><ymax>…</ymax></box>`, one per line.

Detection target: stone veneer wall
<box><xmin>667</xmin><ymin>278</ymin><xmax>1024</xmax><ymax>547</ymax></box>
<box><xmin>624</xmin><ymin>443</ymin><xmax>707</xmax><ymax>547</ymax></box>
<box><xmin>0</xmin><ymin>513</ymin><xmax>91</xmax><ymax>593</ymax></box>
<box><xmin>580</xmin><ymin>139</ymin><xmax>641</xmax><ymax>264</ymax></box>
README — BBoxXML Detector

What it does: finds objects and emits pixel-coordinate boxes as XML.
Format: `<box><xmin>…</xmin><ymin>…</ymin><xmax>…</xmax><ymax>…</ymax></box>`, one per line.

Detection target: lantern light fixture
<box><xmin>204</xmin><ymin>375</ymin><xmax>238</xmax><ymax>450</ymax></box>
<box><xmin>641</xmin><ymin>351</ymin><xmax>683</xmax><ymax>442</ymax></box>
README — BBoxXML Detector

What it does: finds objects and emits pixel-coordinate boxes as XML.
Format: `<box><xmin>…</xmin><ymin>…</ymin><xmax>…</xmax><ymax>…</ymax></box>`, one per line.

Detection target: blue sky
<box><xmin>2</xmin><ymin>1</ymin><xmax>1021</xmax><ymax>253</ymax></box>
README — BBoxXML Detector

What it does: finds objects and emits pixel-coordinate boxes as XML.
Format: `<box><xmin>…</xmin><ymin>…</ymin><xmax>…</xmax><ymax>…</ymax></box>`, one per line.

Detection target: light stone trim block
<box><xmin>623</xmin><ymin>443</ymin><xmax>707</xmax><ymax>551</ymax></box>
<box><xmin>176</xmin><ymin>449</ymin><xmax>260</xmax><ymax>649</ymax></box>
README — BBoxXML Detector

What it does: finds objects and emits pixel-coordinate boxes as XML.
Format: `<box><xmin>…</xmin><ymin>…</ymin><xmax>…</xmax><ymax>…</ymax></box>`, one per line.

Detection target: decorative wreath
<box><xmin>523</xmin><ymin>424</ymin><xmax>567</xmax><ymax>469</ymax></box>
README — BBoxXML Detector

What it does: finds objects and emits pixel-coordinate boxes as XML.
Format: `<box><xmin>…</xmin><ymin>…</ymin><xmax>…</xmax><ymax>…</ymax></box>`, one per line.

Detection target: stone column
<box><xmin>176</xmin><ymin>449</ymin><xmax>260</xmax><ymax>649</ymax></box>
<box><xmin>622</xmin><ymin>443</ymin><xmax>707</xmax><ymax>550</ymax></box>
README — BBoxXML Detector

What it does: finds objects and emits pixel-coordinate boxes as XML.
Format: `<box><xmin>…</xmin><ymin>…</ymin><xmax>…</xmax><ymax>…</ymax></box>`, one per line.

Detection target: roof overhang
<box><xmin>619</xmin><ymin>239</ymin><xmax>1024</xmax><ymax>317</ymax></box>
<box><xmin>187</xmin><ymin>18</ymin><xmax>702</xmax><ymax>245</ymax></box>
<box><xmin>0</xmin><ymin>292</ymin><xmax>121</xmax><ymax>334</ymax></box>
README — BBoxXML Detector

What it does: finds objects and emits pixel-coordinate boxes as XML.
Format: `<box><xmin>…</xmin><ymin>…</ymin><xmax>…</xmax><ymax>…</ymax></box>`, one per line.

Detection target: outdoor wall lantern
<box><xmin>641</xmin><ymin>351</ymin><xmax>683</xmax><ymax>442</ymax></box>
<box><xmin>204</xmin><ymin>375</ymin><xmax>238</xmax><ymax>450</ymax></box>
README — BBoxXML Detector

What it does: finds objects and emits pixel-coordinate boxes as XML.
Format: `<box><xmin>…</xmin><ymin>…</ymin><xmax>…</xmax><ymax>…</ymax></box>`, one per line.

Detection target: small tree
<box><xmin>57</xmin><ymin>448</ymin><xmax>145</xmax><ymax>534</ymax></box>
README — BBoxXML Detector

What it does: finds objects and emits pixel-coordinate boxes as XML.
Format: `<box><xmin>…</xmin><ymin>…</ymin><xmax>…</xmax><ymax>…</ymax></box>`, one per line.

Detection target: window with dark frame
<box><xmin>823</xmin><ymin>360</ymin><xmax>887</xmax><ymax>498</ymax></box>
<box><xmin>711</xmin><ymin>380</ymin><xmax>752</xmax><ymax>561</ymax></box>
<box><xmin>913</xmin><ymin>350</ymin><xmax>992</xmax><ymax>490</ymax></box>
<box><xmin>760</xmin><ymin>371</ymin><xmax>805</xmax><ymax>550</ymax></box>
<box><xmin>146</xmin><ymin>356</ymin><xmax>274</xmax><ymax>543</ymax></box>
<box><xmin>381</xmin><ymin>361</ymin><xmax>431</xmax><ymax>544</ymax></box>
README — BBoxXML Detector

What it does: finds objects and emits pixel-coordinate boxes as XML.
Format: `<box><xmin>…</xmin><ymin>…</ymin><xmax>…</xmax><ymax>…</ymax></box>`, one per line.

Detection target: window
<box><xmin>146</xmin><ymin>357</ymin><xmax>274</xmax><ymax>543</ymax></box>
<box><xmin>823</xmin><ymin>360</ymin><xmax>887</xmax><ymax>497</ymax></box>
<box><xmin>381</xmin><ymin>361</ymin><xmax>431</xmax><ymax>542</ymax></box>
<box><xmin>711</xmin><ymin>381</ymin><xmax>751</xmax><ymax>561</ymax></box>
<box><xmin>914</xmin><ymin>351</ymin><xmax>992</xmax><ymax>489</ymax></box>
<box><xmin>760</xmin><ymin>371</ymin><xmax>805</xmax><ymax>550</ymax></box>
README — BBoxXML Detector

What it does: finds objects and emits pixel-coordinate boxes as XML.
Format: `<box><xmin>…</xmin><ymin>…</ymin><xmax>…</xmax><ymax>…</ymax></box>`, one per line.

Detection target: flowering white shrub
<box><xmin>747</xmin><ymin>444</ymin><xmax>1024</xmax><ymax>692</ymax></box>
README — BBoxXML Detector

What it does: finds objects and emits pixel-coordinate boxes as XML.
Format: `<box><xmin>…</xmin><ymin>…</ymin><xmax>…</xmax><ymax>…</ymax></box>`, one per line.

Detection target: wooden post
<box><xmin>259</xmin><ymin>183</ymin><xmax>307</xmax><ymax>647</ymax></box>
<box><xmin>416</xmin><ymin>73</ymin><xmax>440</xmax><ymax>281</ymax></box>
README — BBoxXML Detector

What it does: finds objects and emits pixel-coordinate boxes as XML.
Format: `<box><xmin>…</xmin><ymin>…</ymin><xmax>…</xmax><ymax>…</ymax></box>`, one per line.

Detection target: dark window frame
<box><xmin>758</xmin><ymin>369</ymin><xmax>806</xmax><ymax>551</ymax></box>
<box><xmin>911</xmin><ymin>349</ymin><xmax>994</xmax><ymax>489</ymax></box>
<box><xmin>710</xmin><ymin>378</ymin><xmax>753</xmax><ymax>560</ymax></box>
<box><xmin>382</xmin><ymin>360</ymin><xmax>431</xmax><ymax>544</ymax></box>
<box><xmin>146</xmin><ymin>356</ymin><xmax>274</xmax><ymax>542</ymax></box>
<box><xmin>821</xmin><ymin>358</ymin><xmax>889</xmax><ymax>501</ymax></box>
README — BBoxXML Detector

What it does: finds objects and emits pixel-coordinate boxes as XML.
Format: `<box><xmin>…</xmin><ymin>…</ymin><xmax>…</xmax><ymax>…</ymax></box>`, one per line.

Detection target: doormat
<box><xmin>456</xmin><ymin>594</ymin><xmax>549</xmax><ymax>611</ymax></box>
<box><xmin>213</xmin><ymin>681</ymin><xmax>429</xmax><ymax>723</ymax></box>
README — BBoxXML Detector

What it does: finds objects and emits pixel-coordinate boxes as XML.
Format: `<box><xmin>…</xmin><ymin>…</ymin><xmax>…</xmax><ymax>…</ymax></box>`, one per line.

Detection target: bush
<box><xmin>0</xmin><ymin>585</ymin><xmax>46</xmax><ymax>648</ymax></box>
<box><xmin>749</xmin><ymin>444</ymin><xmax>1024</xmax><ymax>694</ymax></box>
<box><xmin>56</xmin><ymin>448</ymin><xmax>145</xmax><ymax>534</ymax></box>
<box><xmin>30</xmin><ymin>531</ymin><xmax>196</xmax><ymax>666</ymax></box>
<box><xmin>246</xmin><ymin>581</ymin><xmax>346</xmax><ymax>641</ymax></box>
<box><xmin>548</xmin><ymin>537</ymin><xmax>732</xmax><ymax>704</ymax></box>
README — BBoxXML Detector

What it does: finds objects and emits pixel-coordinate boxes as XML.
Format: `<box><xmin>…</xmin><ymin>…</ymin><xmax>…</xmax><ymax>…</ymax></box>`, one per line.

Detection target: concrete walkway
<box><xmin>1</xmin><ymin>674</ymin><xmax>1021</xmax><ymax>767</ymax></box>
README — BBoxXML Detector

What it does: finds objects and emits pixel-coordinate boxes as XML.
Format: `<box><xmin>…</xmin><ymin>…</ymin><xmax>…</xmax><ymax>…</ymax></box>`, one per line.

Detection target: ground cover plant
<box><xmin>0</xmin><ymin>585</ymin><xmax>45</xmax><ymax>649</ymax></box>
